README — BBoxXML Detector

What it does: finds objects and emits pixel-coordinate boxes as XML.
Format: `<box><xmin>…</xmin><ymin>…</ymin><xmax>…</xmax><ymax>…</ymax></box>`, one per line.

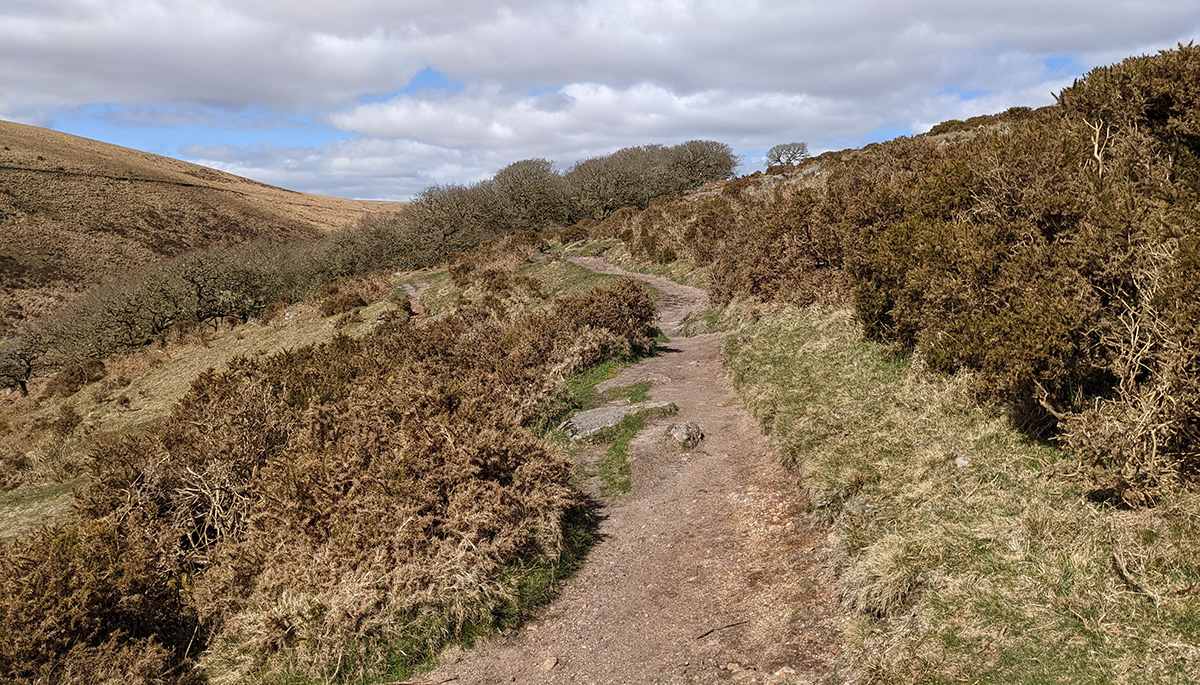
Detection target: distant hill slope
<box><xmin>0</xmin><ymin>120</ymin><xmax>400</xmax><ymax>335</ymax></box>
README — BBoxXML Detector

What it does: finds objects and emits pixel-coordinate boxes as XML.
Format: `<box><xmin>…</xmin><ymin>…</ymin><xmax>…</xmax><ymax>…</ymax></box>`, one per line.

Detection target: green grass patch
<box><xmin>566</xmin><ymin>358</ymin><xmax>628</xmax><ymax>411</ymax></box>
<box><xmin>722</xmin><ymin>304</ymin><xmax>1200</xmax><ymax>683</ymax></box>
<box><xmin>517</xmin><ymin>259</ymin><xmax>620</xmax><ymax>297</ymax></box>
<box><xmin>597</xmin><ymin>414</ymin><xmax>641</xmax><ymax>495</ymax></box>
<box><xmin>598</xmin><ymin>242</ymin><xmax>710</xmax><ymax>290</ymax></box>
<box><xmin>626</xmin><ymin>381</ymin><xmax>652</xmax><ymax>403</ymax></box>
<box><xmin>588</xmin><ymin>404</ymin><xmax>678</xmax><ymax>495</ymax></box>
<box><xmin>600</xmin><ymin>380</ymin><xmax>653</xmax><ymax>404</ymax></box>
<box><xmin>563</xmin><ymin>238</ymin><xmax>622</xmax><ymax>257</ymax></box>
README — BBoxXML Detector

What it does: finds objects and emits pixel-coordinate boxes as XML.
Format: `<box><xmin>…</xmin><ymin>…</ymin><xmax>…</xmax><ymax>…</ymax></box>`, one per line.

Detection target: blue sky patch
<box><xmin>359</xmin><ymin>67</ymin><xmax>467</xmax><ymax>105</ymax></box>
<box><xmin>942</xmin><ymin>85</ymin><xmax>988</xmax><ymax>101</ymax></box>
<box><xmin>49</xmin><ymin>104</ymin><xmax>349</xmax><ymax>158</ymax></box>
<box><xmin>1043</xmin><ymin>53</ymin><xmax>1081</xmax><ymax>75</ymax></box>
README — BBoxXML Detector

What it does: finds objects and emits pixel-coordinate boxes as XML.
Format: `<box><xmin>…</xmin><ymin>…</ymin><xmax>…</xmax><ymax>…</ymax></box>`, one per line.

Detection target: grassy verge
<box><xmin>590</xmin><ymin>405</ymin><xmax>676</xmax><ymax>496</ymax></box>
<box><xmin>414</xmin><ymin>259</ymin><xmax>620</xmax><ymax>317</ymax></box>
<box><xmin>565</xmin><ymin>358</ymin><xmax>630</xmax><ymax>411</ymax></box>
<box><xmin>517</xmin><ymin>259</ymin><xmax>621</xmax><ymax>298</ymax></box>
<box><xmin>591</xmin><ymin>242</ymin><xmax>710</xmax><ymax>290</ymax></box>
<box><xmin>722</xmin><ymin>304</ymin><xmax>1200</xmax><ymax>683</ymax></box>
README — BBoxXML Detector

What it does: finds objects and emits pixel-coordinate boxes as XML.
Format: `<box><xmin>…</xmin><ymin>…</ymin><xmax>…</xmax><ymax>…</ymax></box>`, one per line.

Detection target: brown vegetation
<box><xmin>589</xmin><ymin>44</ymin><xmax>1200</xmax><ymax>505</ymax></box>
<box><xmin>0</xmin><ymin>119</ymin><xmax>400</xmax><ymax>336</ymax></box>
<box><xmin>0</xmin><ymin>266</ymin><xmax>657</xmax><ymax>682</ymax></box>
<box><xmin>1</xmin><ymin>139</ymin><xmax>730</xmax><ymax>403</ymax></box>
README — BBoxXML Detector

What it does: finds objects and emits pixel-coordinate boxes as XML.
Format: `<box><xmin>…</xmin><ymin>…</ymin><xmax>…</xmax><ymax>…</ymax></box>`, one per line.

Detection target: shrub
<box><xmin>0</xmin><ymin>270</ymin><xmax>658</xmax><ymax>682</ymax></box>
<box><xmin>554</xmin><ymin>279</ymin><xmax>658</xmax><ymax>358</ymax></box>
<box><xmin>43</xmin><ymin>360</ymin><xmax>107</xmax><ymax>399</ymax></box>
<box><xmin>1056</xmin><ymin>42</ymin><xmax>1200</xmax><ymax>181</ymax></box>
<box><xmin>318</xmin><ymin>291</ymin><xmax>367</xmax><ymax>317</ymax></box>
<box><xmin>593</xmin><ymin>45</ymin><xmax>1199</xmax><ymax>501</ymax></box>
<box><xmin>51</xmin><ymin>404</ymin><xmax>83</xmax><ymax>437</ymax></box>
<box><xmin>0</xmin><ymin>517</ymin><xmax>200</xmax><ymax>684</ymax></box>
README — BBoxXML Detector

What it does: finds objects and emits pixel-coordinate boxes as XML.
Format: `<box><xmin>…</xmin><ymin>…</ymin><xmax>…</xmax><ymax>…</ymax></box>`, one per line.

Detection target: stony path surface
<box><xmin>415</xmin><ymin>257</ymin><xmax>842</xmax><ymax>684</ymax></box>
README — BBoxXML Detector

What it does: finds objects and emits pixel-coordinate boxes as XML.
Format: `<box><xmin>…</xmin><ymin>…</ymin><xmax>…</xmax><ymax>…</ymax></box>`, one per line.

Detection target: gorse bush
<box><xmin>593</xmin><ymin>44</ymin><xmax>1200</xmax><ymax>504</ymax></box>
<box><xmin>318</xmin><ymin>290</ymin><xmax>367</xmax><ymax>317</ymax></box>
<box><xmin>0</xmin><ymin>273</ymin><xmax>658</xmax><ymax>683</ymax></box>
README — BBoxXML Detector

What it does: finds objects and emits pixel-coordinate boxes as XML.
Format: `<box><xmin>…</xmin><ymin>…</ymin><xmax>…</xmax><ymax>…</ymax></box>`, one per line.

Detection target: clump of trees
<box><xmin>0</xmin><ymin>217</ymin><xmax>421</xmax><ymax>394</ymax></box>
<box><xmin>596</xmin><ymin>44</ymin><xmax>1200</xmax><ymax>506</ymax></box>
<box><xmin>565</xmin><ymin>140</ymin><xmax>737</xmax><ymax>219</ymax></box>
<box><xmin>404</xmin><ymin>140</ymin><xmax>737</xmax><ymax>251</ymax></box>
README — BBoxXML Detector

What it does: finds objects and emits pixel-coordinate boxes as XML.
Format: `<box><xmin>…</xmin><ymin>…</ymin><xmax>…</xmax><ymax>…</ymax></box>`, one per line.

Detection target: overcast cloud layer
<box><xmin>3</xmin><ymin>1</ymin><xmax>1198</xmax><ymax>199</ymax></box>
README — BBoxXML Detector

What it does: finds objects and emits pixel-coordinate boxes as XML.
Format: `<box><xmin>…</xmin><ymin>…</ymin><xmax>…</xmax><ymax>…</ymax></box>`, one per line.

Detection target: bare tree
<box><xmin>766</xmin><ymin>142</ymin><xmax>810</xmax><ymax>167</ymax></box>
<box><xmin>0</xmin><ymin>328</ymin><xmax>46</xmax><ymax>396</ymax></box>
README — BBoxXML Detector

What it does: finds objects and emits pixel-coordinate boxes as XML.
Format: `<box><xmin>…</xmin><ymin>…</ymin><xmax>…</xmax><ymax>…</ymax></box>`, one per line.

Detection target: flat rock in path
<box><xmin>559</xmin><ymin>401</ymin><xmax>676</xmax><ymax>439</ymax></box>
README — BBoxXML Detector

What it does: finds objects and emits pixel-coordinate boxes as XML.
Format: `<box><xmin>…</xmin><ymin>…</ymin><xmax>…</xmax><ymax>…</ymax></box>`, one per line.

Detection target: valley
<box><xmin>1</xmin><ymin>43</ymin><xmax>1198</xmax><ymax>685</ymax></box>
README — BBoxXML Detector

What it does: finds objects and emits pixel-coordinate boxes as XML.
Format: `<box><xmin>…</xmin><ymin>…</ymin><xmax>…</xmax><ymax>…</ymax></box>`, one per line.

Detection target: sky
<box><xmin>2</xmin><ymin>1</ymin><xmax>1198</xmax><ymax>200</ymax></box>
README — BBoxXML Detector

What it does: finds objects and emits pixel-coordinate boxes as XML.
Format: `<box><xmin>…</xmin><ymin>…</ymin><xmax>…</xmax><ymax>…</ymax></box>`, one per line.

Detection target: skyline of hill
<box><xmin>0</xmin><ymin>119</ymin><xmax>401</xmax><ymax>336</ymax></box>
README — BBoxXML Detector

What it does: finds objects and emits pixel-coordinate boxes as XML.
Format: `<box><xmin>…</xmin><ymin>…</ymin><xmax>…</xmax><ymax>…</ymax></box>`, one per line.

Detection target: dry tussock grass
<box><xmin>724</xmin><ymin>303</ymin><xmax>1200</xmax><ymax>682</ymax></box>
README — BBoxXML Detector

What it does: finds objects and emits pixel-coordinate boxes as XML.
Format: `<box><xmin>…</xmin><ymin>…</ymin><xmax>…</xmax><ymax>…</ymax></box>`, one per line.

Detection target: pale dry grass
<box><xmin>588</xmin><ymin>242</ymin><xmax>711</xmax><ymax>290</ymax></box>
<box><xmin>723</xmin><ymin>303</ymin><xmax>1200</xmax><ymax>683</ymax></box>
<box><xmin>413</xmin><ymin>259</ymin><xmax>621</xmax><ymax>317</ymax></box>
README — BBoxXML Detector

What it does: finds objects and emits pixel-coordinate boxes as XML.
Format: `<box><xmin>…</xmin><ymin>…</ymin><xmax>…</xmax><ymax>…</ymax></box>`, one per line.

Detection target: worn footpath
<box><xmin>415</xmin><ymin>256</ymin><xmax>843</xmax><ymax>684</ymax></box>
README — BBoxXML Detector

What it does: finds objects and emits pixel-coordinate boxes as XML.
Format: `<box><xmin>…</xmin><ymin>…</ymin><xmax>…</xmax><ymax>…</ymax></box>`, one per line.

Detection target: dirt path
<box><xmin>416</xmin><ymin>257</ymin><xmax>842</xmax><ymax>684</ymax></box>
<box><xmin>402</xmin><ymin>280</ymin><xmax>431</xmax><ymax>319</ymax></box>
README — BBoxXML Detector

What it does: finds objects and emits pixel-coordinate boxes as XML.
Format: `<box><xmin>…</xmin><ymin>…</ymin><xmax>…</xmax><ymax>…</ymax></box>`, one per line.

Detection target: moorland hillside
<box><xmin>595</xmin><ymin>43</ymin><xmax>1200</xmax><ymax>506</ymax></box>
<box><xmin>0</xmin><ymin>44</ymin><xmax>1197</xmax><ymax>685</ymax></box>
<box><xmin>0</xmin><ymin>120</ymin><xmax>399</xmax><ymax>335</ymax></box>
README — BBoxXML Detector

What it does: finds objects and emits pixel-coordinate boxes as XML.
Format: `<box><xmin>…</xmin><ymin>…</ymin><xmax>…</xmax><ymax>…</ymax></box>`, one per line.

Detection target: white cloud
<box><xmin>2</xmin><ymin>0</ymin><xmax>1198</xmax><ymax>198</ymax></box>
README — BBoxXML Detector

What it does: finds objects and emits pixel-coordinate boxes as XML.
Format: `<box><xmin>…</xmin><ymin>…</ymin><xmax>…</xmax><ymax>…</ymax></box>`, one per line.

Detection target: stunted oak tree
<box><xmin>766</xmin><ymin>141</ymin><xmax>809</xmax><ymax>167</ymax></box>
<box><xmin>668</xmin><ymin>140</ymin><xmax>737</xmax><ymax>192</ymax></box>
<box><xmin>0</xmin><ymin>329</ymin><xmax>45</xmax><ymax>396</ymax></box>
<box><xmin>492</xmin><ymin>158</ymin><xmax>568</xmax><ymax>230</ymax></box>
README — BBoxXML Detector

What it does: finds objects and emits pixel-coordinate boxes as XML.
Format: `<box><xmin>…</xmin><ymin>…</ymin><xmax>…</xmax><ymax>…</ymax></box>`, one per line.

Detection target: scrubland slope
<box><xmin>0</xmin><ymin>119</ymin><xmax>399</xmax><ymax>334</ymax></box>
<box><xmin>2</xmin><ymin>43</ymin><xmax>1198</xmax><ymax>685</ymax></box>
<box><xmin>572</xmin><ymin>43</ymin><xmax>1200</xmax><ymax>683</ymax></box>
<box><xmin>596</xmin><ymin>44</ymin><xmax>1200</xmax><ymax>507</ymax></box>
<box><xmin>0</xmin><ymin>235</ymin><xmax>660</xmax><ymax>683</ymax></box>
